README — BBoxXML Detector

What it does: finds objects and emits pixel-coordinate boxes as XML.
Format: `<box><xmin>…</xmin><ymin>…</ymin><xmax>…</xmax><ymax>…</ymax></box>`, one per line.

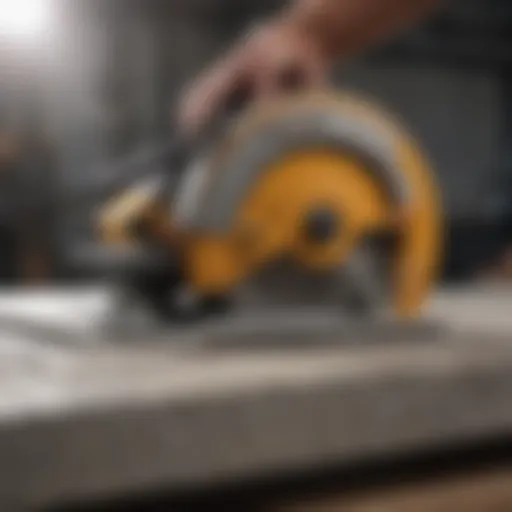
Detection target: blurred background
<box><xmin>1</xmin><ymin>1</ymin><xmax>512</xmax><ymax>511</ymax></box>
<box><xmin>0</xmin><ymin>0</ymin><xmax>510</xmax><ymax>286</ymax></box>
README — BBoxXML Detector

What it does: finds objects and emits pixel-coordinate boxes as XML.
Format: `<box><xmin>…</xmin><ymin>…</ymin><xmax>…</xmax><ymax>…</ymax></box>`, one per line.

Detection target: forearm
<box><xmin>282</xmin><ymin>0</ymin><xmax>444</xmax><ymax>61</ymax></box>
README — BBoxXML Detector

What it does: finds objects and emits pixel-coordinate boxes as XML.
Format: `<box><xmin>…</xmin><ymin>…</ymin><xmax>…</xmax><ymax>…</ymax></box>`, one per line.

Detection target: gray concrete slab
<box><xmin>0</xmin><ymin>286</ymin><xmax>511</xmax><ymax>509</ymax></box>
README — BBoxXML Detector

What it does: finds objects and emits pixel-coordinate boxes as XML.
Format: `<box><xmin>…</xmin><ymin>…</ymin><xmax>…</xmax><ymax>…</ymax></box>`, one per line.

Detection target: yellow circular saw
<box><xmin>99</xmin><ymin>89</ymin><xmax>443</xmax><ymax>323</ymax></box>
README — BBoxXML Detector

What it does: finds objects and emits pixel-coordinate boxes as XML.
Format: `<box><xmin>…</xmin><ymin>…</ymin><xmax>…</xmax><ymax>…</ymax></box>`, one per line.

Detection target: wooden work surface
<box><xmin>0</xmin><ymin>286</ymin><xmax>511</xmax><ymax>510</ymax></box>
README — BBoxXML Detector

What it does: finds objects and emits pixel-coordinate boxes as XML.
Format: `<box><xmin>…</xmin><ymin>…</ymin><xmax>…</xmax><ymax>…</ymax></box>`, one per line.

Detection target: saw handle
<box><xmin>73</xmin><ymin>69</ymin><xmax>308</xmax><ymax>206</ymax></box>
<box><xmin>219</xmin><ymin>69</ymin><xmax>305</xmax><ymax>119</ymax></box>
<box><xmin>180</xmin><ymin>69</ymin><xmax>306</xmax><ymax>155</ymax></box>
<box><xmin>222</xmin><ymin>81</ymin><xmax>255</xmax><ymax>118</ymax></box>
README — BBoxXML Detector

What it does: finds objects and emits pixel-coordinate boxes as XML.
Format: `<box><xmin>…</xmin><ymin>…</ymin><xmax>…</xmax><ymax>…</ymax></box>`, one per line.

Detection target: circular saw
<box><xmin>99</xmin><ymin>90</ymin><xmax>443</xmax><ymax>326</ymax></box>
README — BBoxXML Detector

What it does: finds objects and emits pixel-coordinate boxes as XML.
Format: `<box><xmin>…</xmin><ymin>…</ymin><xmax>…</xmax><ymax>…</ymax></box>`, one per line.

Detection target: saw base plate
<box><xmin>0</xmin><ymin>287</ymin><xmax>442</xmax><ymax>348</ymax></box>
<box><xmin>97</xmin><ymin>300</ymin><xmax>444</xmax><ymax>348</ymax></box>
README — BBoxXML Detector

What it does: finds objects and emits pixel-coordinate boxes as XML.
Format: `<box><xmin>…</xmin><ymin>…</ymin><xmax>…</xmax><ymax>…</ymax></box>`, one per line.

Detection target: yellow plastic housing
<box><xmin>185</xmin><ymin>91</ymin><xmax>443</xmax><ymax>319</ymax></box>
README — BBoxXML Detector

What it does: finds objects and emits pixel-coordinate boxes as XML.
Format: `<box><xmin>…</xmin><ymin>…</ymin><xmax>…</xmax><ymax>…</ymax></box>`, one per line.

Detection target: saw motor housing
<box><xmin>99</xmin><ymin>91</ymin><xmax>443</xmax><ymax>321</ymax></box>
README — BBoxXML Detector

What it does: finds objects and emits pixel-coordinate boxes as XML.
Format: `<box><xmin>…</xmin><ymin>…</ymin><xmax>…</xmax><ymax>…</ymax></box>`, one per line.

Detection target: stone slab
<box><xmin>0</xmin><ymin>286</ymin><xmax>510</xmax><ymax>509</ymax></box>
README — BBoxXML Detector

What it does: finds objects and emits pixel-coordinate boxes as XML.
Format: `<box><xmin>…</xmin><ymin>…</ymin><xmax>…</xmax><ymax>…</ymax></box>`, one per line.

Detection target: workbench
<box><xmin>0</xmin><ymin>286</ymin><xmax>511</xmax><ymax>510</ymax></box>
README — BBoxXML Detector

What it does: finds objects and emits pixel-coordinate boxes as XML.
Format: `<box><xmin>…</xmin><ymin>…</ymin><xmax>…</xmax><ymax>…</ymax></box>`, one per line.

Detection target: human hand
<box><xmin>178</xmin><ymin>18</ymin><xmax>330</xmax><ymax>135</ymax></box>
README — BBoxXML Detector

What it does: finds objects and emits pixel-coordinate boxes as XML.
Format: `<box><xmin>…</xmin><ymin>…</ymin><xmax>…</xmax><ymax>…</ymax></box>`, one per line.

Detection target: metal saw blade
<box><xmin>233</xmin><ymin>236</ymin><xmax>394</xmax><ymax>318</ymax></box>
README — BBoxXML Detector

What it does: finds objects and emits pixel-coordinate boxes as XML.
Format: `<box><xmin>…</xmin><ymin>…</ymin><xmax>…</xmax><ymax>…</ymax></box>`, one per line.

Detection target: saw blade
<box><xmin>231</xmin><ymin>235</ymin><xmax>393</xmax><ymax>318</ymax></box>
